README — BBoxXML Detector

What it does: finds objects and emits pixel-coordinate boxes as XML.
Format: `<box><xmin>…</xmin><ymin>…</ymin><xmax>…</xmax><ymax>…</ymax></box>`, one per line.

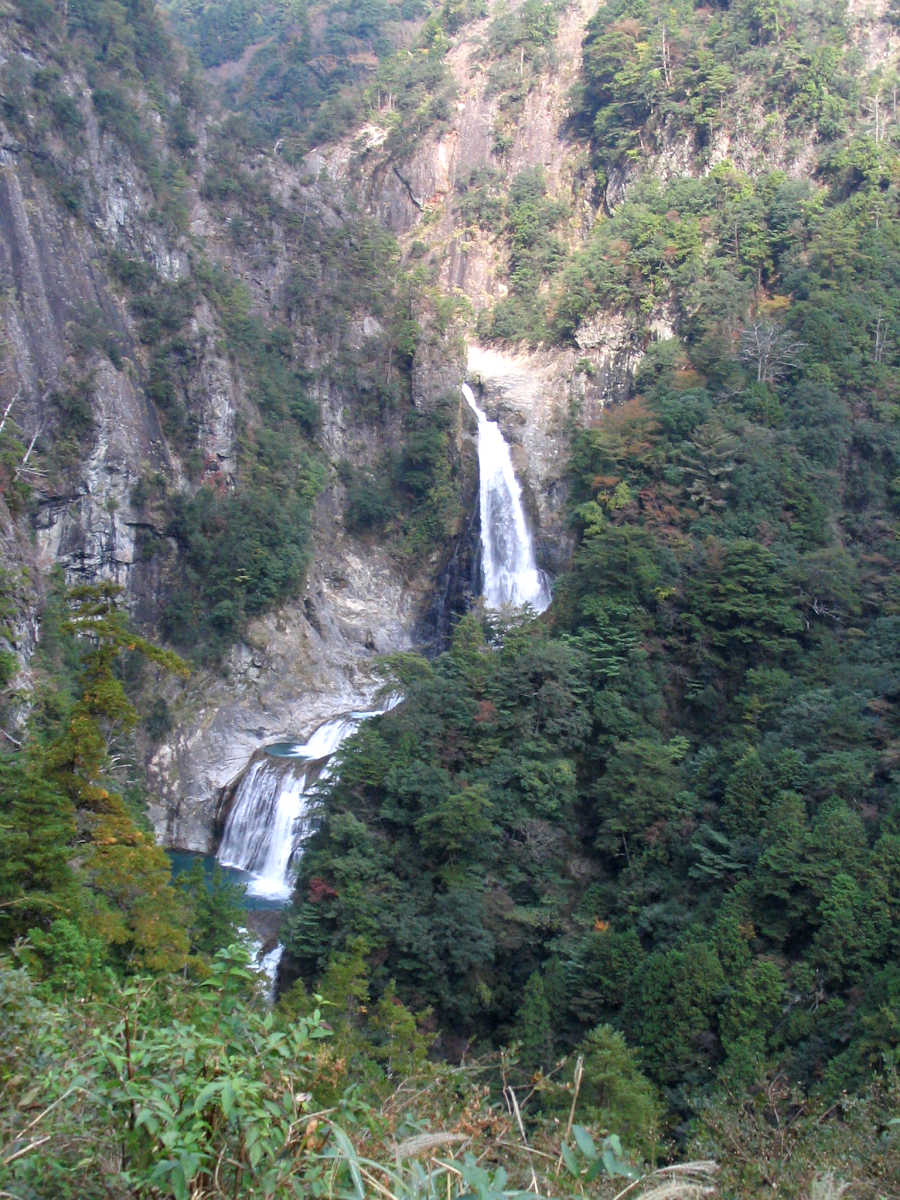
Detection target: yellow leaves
<box><xmin>760</xmin><ymin>293</ymin><xmax>791</xmax><ymax>316</ymax></box>
<box><xmin>91</xmin><ymin>903</ymin><xmax>129</xmax><ymax>946</ymax></box>
<box><xmin>300</xmin><ymin>1117</ymin><xmax>327</xmax><ymax>1156</ymax></box>
<box><xmin>594</xmin><ymin>918</ymin><xmax>610</xmax><ymax>933</ymax></box>
<box><xmin>134</xmin><ymin>904</ymin><xmax>189</xmax><ymax>972</ymax></box>
<box><xmin>86</xmin><ymin>836</ymin><xmax>190</xmax><ymax>970</ymax></box>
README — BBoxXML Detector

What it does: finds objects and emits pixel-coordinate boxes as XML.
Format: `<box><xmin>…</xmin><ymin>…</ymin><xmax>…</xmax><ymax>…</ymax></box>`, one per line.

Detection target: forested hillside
<box><xmin>1</xmin><ymin>0</ymin><xmax>898</xmax><ymax>1197</ymax></box>
<box><xmin>284</xmin><ymin>117</ymin><xmax>900</xmax><ymax>1173</ymax></box>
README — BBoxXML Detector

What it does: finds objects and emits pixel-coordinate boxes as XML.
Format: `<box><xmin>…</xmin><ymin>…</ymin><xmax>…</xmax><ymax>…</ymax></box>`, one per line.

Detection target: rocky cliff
<box><xmin>2</xmin><ymin>0</ymin><xmax>895</xmax><ymax>852</ymax></box>
<box><xmin>0</xmin><ymin>0</ymin><xmax>476</xmax><ymax>849</ymax></box>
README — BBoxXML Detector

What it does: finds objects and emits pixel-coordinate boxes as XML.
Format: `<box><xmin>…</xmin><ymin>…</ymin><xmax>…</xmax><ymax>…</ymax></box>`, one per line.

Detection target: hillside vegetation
<box><xmin>0</xmin><ymin>0</ymin><xmax>898</xmax><ymax>1197</ymax></box>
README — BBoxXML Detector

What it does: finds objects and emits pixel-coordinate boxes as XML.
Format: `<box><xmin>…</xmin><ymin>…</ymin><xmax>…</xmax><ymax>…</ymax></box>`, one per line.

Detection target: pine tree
<box><xmin>0</xmin><ymin>755</ymin><xmax>78</xmax><ymax>945</ymax></box>
<box><xmin>515</xmin><ymin>970</ymin><xmax>553</xmax><ymax>1071</ymax></box>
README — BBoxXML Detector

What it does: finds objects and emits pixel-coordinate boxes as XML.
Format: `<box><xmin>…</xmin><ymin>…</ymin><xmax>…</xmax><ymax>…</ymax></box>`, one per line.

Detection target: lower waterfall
<box><xmin>216</xmin><ymin>380</ymin><xmax>550</xmax><ymax>909</ymax></box>
<box><xmin>216</xmin><ymin>707</ymin><xmax>390</xmax><ymax>899</ymax></box>
<box><xmin>217</xmin><ymin>756</ymin><xmax>322</xmax><ymax>901</ymax></box>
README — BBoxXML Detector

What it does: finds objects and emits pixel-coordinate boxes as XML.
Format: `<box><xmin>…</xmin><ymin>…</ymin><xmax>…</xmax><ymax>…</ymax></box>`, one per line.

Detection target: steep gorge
<box><xmin>0</xmin><ymin>0</ymin><xmax>600</xmax><ymax>855</ymax></box>
<box><xmin>1</xmin><ymin>0</ymin><xmax>897</xmax><ymax>859</ymax></box>
<box><xmin>0</xmin><ymin>0</ymin><xmax>465</xmax><ymax>852</ymax></box>
<box><xmin>2</xmin><ymin>2</ymin><xmax>900</xmax><ymax>1193</ymax></box>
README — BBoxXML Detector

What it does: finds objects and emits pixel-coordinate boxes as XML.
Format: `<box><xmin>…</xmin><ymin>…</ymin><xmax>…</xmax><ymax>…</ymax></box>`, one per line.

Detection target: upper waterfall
<box><xmin>462</xmin><ymin>383</ymin><xmax>551</xmax><ymax>613</ymax></box>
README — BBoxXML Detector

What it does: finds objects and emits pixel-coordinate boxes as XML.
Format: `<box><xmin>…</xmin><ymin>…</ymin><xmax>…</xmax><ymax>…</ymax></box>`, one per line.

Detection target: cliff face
<box><xmin>0</xmin><ymin>140</ymin><xmax>168</xmax><ymax>601</ymax></box>
<box><xmin>4</xmin><ymin>0</ymin><xmax>896</xmax><ymax>852</ymax></box>
<box><xmin>310</xmin><ymin>1</ymin><xmax>597</xmax><ymax>501</ymax></box>
<box><xmin>0</xmin><ymin>4</ymin><xmax>475</xmax><ymax>848</ymax></box>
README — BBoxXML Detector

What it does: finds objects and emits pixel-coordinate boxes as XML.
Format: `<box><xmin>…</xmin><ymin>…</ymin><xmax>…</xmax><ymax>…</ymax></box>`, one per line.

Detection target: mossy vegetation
<box><xmin>163</xmin><ymin>0</ymin><xmax>442</xmax><ymax>158</ymax></box>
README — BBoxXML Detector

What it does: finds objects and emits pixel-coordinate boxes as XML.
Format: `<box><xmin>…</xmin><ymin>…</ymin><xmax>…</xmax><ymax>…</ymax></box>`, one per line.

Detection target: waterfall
<box><xmin>217</xmin><ymin>756</ymin><xmax>321</xmax><ymax>900</ymax></box>
<box><xmin>259</xmin><ymin>944</ymin><xmax>284</xmax><ymax>1001</ymax></box>
<box><xmin>216</xmin><ymin>706</ymin><xmax>393</xmax><ymax>900</ymax></box>
<box><xmin>462</xmin><ymin>383</ymin><xmax>551</xmax><ymax>613</ymax></box>
<box><xmin>217</xmin><ymin>384</ymin><xmax>549</xmax><ymax>908</ymax></box>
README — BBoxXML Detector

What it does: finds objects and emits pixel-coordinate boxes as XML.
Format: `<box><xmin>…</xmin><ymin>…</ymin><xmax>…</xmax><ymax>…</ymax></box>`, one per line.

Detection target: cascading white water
<box><xmin>462</xmin><ymin>383</ymin><xmax>551</xmax><ymax>612</ymax></box>
<box><xmin>217</xmin><ymin>758</ymin><xmax>318</xmax><ymax>900</ymax></box>
<box><xmin>217</xmin><ymin>706</ymin><xmax>393</xmax><ymax>900</ymax></box>
<box><xmin>218</xmin><ymin>387</ymin><xmax>549</xmax><ymax>906</ymax></box>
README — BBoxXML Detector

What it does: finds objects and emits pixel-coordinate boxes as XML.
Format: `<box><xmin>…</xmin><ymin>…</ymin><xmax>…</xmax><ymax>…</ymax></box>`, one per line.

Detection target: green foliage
<box><xmin>373</xmin><ymin>39</ymin><xmax>457</xmax><ymax>158</ymax></box>
<box><xmin>0</xmin><ymin>947</ymin><xmax>337</xmax><ymax>1199</ymax></box>
<box><xmin>39</xmin><ymin>373</ymin><xmax>97</xmax><ymax>484</ymax></box>
<box><xmin>340</xmin><ymin>389</ymin><xmax>465</xmax><ymax>558</ymax></box>
<box><xmin>482</xmin><ymin>0</ymin><xmax>563</xmax><ymax>130</ymax></box>
<box><xmin>487</xmin><ymin>0</ymin><xmax>559</xmax><ymax>58</ymax></box>
<box><xmin>574</xmin><ymin>1025</ymin><xmax>661</xmax><ymax>1159</ymax></box>
<box><xmin>511</xmin><ymin>969</ymin><xmax>553</xmax><ymax>1071</ymax></box>
<box><xmin>173</xmin><ymin>858</ymin><xmax>247</xmax><ymax>958</ymax></box>
<box><xmin>166</xmin><ymin>0</ymin><xmax>443</xmax><ymax>156</ymax></box>
<box><xmin>439</xmin><ymin>0</ymin><xmax>486</xmax><ymax>34</ymax></box>
<box><xmin>0</xmin><ymin>408</ymin><xmax>33</xmax><ymax>514</ymax></box>
<box><xmin>341</xmin><ymin>462</ymin><xmax>396</xmax><ymax>533</ymax></box>
<box><xmin>281</xmin><ymin>57</ymin><xmax>899</xmax><ymax>1144</ymax></box>
<box><xmin>479</xmin><ymin>168</ymin><xmax>568</xmax><ymax>344</ymax></box>
<box><xmin>164</xmin><ymin>0</ymin><xmax>297</xmax><ymax>69</ymax></box>
<box><xmin>574</xmin><ymin>0</ymin><xmax>857</xmax><ymax>184</ymax></box>
<box><xmin>163</xmin><ymin>474</ymin><xmax>320</xmax><ymax>660</ymax></box>
<box><xmin>560</xmin><ymin>1125</ymin><xmax>638</xmax><ymax>1185</ymax></box>
<box><xmin>27</xmin><ymin>917</ymin><xmax>112</xmax><ymax>998</ymax></box>
<box><xmin>1</xmin><ymin>584</ymin><xmax>191</xmax><ymax>971</ymax></box>
<box><xmin>0</xmin><ymin>756</ymin><xmax>77</xmax><ymax>945</ymax></box>
<box><xmin>457</xmin><ymin>166</ymin><xmax>506</xmax><ymax>232</ymax></box>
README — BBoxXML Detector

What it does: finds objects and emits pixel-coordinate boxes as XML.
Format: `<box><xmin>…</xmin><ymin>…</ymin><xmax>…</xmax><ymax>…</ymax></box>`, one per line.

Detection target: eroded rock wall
<box><xmin>0</xmin><ymin>14</ymin><xmax>475</xmax><ymax>850</ymax></box>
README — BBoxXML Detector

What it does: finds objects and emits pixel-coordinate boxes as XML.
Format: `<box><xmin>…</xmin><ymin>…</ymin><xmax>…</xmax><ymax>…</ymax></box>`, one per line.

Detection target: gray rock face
<box><xmin>146</xmin><ymin>533</ymin><xmax>430</xmax><ymax>851</ymax></box>
<box><xmin>0</xmin><ymin>2</ymin><xmax>641</xmax><ymax>858</ymax></box>
<box><xmin>0</xmin><ymin>160</ymin><xmax>171</xmax><ymax>606</ymax></box>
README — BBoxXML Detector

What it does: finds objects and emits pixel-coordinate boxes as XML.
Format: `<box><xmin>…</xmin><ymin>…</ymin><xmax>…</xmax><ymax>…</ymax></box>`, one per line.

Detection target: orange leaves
<box><xmin>671</xmin><ymin>366</ymin><xmax>703</xmax><ymax>389</ymax></box>
<box><xmin>308</xmin><ymin>876</ymin><xmax>338</xmax><ymax>903</ymax></box>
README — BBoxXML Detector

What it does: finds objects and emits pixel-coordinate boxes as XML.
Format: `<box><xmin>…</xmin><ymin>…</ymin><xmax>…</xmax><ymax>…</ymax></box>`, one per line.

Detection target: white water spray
<box><xmin>217</xmin><ymin>705</ymin><xmax>394</xmax><ymax>900</ymax></box>
<box><xmin>462</xmin><ymin>383</ymin><xmax>551</xmax><ymax>612</ymax></box>
<box><xmin>216</xmin><ymin>384</ymin><xmax>549</xmax><ymax>908</ymax></box>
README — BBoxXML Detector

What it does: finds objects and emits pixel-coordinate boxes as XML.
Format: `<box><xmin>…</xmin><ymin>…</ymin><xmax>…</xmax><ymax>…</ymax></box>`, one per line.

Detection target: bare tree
<box><xmin>0</xmin><ymin>394</ymin><xmax>19</xmax><ymax>438</ymax></box>
<box><xmin>874</xmin><ymin>309</ymin><xmax>889</xmax><ymax>365</ymax></box>
<box><xmin>864</xmin><ymin>92</ymin><xmax>885</xmax><ymax>144</ymax></box>
<box><xmin>660</xmin><ymin>23</ymin><xmax>672</xmax><ymax>88</ymax></box>
<box><xmin>740</xmin><ymin>320</ymin><xmax>805</xmax><ymax>384</ymax></box>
